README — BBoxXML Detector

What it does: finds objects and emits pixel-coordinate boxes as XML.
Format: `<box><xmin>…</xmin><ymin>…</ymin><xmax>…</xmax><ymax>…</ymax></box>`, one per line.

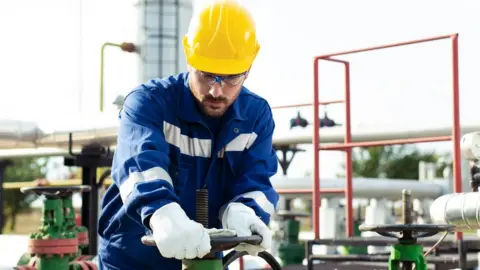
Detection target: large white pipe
<box><xmin>428</xmin><ymin>132</ymin><xmax>480</xmax><ymax>231</ymax></box>
<box><xmin>0</xmin><ymin>119</ymin><xmax>44</xmax><ymax>148</ymax></box>
<box><xmin>1</xmin><ymin>115</ymin><xmax>479</xmax><ymax>158</ymax></box>
<box><xmin>272</xmin><ymin>176</ymin><xmax>447</xmax><ymax>200</ymax></box>
<box><xmin>430</xmin><ymin>192</ymin><xmax>480</xmax><ymax>231</ymax></box>
<box><xmin>0</xmin><ymin>113</ymin><xmax>119</xmax><ymax>151</ymax></box>
<box><xmin>272</xmin><ymin>124</ymin><xmax>480</xmax><ymax>146</ymax></box>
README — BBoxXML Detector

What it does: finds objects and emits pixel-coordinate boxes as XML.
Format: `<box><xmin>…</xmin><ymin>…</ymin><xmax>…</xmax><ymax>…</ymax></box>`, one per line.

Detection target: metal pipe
<box><xmin>312</xmin><ymin>57</ymin><xmax>320</xmax><ymax>239</ymax></box>
<box><xmin>430</xmin><ymin>192</ymin><xmax>480</xmax><ymax>231</ymax></box>
<box><xmin>315</xmin><ymin>33</ymin><xmax>455</xmax><ymax>59</ymax></box>
<box><xmin>272</xmin><ymin>124</ymin><xmax>480</xmax><ymax>147</ymax></box>
<box><xmin>100</xmin><ymin>42</ymin><xmax>137</xmax><ymax>112</ymax></box>
<box><xmin>450</xmin><ymin>34</ymin><xmax>462</xmax><ymax>240</ymax></box>
<box><xmin>311</xmin><ymin>33</ymin><xmax>461</xmax><ymax>242</ymax></box>
<box><xmin>320</xmin><ymin>135</ymin><xmax>452</xmax><ymax>150</ymax></box>
<box><xmin>3</xmin><ymin>176</ymin><xmax>446</xmax><ymax>200</ymax></box>
<box><xmin>312</xmin><ymin>56</ymin><xmax>353</xmax><ymax>240</ymax></box>
<box><xmin>272</xmin><ymin>177</ymin><xmax>446</xmax><ymax>200</ymax></box>
<box><xmin>1</xmin><ymin>119</ymin><xmax>480</xmax><ymax>153</ymax></box>
<box><xmin>344</xmin><ymin>62</ymin><xmax>353</xmax><ymax>237</ymax></box>
<box><xmin>312</xmin><ymin>57</ymin><xmax>354</xmax><ymax>239</ymax></box>
<box><xmin>100</xmin><ymin>43</ymin><xmax>121</xmax><ymax>112</ymax></box>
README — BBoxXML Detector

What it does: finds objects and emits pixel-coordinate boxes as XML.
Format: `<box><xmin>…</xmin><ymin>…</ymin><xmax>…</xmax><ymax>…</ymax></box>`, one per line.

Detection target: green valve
<box><xmin>339</xmin><ymin>219</ymin><xmax>368</xmax><ymax>255</ymax></box>
<box><xmin>359</xmin><ymin>189</ymin><xmax>454</xmax><ymax>270</ymax></box>
<box><xmin>274</xmin><ymin>210</ymin><xmax>309</xmax><ymax>266</ymax></box>
<box><xmin>27</xmin><ymin>194</ymin><xmax>77</xmax><ymax>270</ymax></box>
<box><xmin>182</xmin><ymin>259</ymin><xmax>223</xmax><ymax>270</ymax></box>
<box><xmin>61</xmin><ymin>191</ymin><xmax>90</xmax><ymax>255</ymax></box>
<box><xmin>389</xmin><ymin>244</ymin><xmax>426</xmax><ymax>270</ymax></box>
<box><xmin>18</xmin><ymin>185</ymin><xmax>91</xmax><ymax>270</ymax></box>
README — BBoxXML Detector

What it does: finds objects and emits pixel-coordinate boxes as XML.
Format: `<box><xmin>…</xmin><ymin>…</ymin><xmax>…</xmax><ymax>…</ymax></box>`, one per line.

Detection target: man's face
<box><xmin>188</xmin><ymin>66</ymin><xmax>248</xmax><ymax>118</ymax></box>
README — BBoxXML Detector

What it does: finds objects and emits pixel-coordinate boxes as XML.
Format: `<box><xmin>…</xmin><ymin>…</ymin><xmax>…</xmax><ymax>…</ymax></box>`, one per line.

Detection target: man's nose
<box><xmin>209</xmin><ymin>83</ymin><xmax>224</xmax><ymax>98</ymax></box>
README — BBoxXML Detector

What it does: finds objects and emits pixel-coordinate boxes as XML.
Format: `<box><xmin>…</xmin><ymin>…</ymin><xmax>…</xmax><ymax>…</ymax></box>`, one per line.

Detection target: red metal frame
<box><xmin>310</xmin><ymin>33</ymin><xmax>462</xmax><ymax>241</ymax></box>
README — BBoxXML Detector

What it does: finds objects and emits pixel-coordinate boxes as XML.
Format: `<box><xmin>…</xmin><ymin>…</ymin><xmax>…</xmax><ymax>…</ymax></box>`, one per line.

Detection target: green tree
<box><xmin>2</xmin><ymin>156</ymin><xmax>49</xmax><ymax>232</ymax></box>
<box><xmin>340</xmin><ymin>145</ymin><xmax>451</xmax><ymax>179</ymax></box>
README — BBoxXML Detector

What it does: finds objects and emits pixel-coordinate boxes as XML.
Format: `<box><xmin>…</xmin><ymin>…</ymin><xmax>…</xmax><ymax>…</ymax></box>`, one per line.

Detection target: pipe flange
<box><xmin>28</xmin><ymin>238</ymin><xmax>78</xmax><ymax>256</ymax></box>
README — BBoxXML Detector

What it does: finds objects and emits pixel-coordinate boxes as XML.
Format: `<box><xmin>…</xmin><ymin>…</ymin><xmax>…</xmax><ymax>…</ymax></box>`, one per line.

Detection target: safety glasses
<box><xmin>197</xmin><ymin>70</ymin><xmax>247</xmax><ymax>87</ymax></box>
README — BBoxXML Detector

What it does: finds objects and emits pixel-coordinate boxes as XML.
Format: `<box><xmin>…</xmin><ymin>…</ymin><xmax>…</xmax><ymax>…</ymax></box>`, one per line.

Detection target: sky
<box><xmin>0</xmin><ymin>0</ymin><xmax>479</xmax><ymax>180</ymax></box>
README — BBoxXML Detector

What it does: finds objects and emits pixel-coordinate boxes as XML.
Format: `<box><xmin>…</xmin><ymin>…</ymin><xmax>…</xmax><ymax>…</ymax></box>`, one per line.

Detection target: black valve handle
<box><xmin>141</xmin><ymin>234</ymin><xmax>263</xmax><ymax>252</ymax></box>
<box><xmin>20</xmin><ymin>185</ymin><xmax>91</xmax><ymax>198</ymax></box>
<box><xmin>359</xmin><ymin>224</ymin><xmax>454</xmax><ymax>239</ymax></box>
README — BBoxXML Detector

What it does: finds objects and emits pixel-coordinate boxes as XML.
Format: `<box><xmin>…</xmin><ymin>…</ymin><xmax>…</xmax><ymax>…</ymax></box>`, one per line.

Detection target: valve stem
<box><xmin>402</xmin><ymin>189</ymin><xmax>413</xmax><ymax>225</ymax></box>
<box><xmin>196</xmin><ymin>189</ymin><xmax>209</xmax><ymax>228</ymax></box>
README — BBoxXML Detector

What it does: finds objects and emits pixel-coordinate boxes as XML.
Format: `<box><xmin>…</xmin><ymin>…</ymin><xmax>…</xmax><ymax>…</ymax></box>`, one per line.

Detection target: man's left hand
<box><xmin>221</xmin><ymin>202</ymin><xmax>272</xmax><ymax>255</ymax></box>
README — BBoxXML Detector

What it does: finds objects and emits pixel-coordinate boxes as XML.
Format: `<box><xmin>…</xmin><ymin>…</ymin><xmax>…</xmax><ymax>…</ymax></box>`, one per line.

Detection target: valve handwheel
<box><xmin>141</xmin><ymin>189</ymin><xmax>282</xmax><ymax>270</ymax></box>
<box><xmin>359</xmin><ymin>189</ymin><xmax>454</xmax><ymax>270</ymax></box>
<box><xmin>141</xmin><ymin>234</ymin><xmax>281</xmax><ymax>270</ymax></box>
<box><xmin>359</xmin><ymin>224</ymin><xmax>453</xmax><ymax>240</ymax></box>
<box><xmin>21</xmin><ymin>185</ymin><xmax>91</xmax><ymax>197</ymax></box>
<box><xmin>141</xmin><ymin>234</ymin><xmax>263</xmax><ymax>252</ymax></box>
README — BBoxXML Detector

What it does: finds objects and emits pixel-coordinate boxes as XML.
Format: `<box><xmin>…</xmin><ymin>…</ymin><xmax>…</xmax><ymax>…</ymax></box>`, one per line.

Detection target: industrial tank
<box><xmin>135</xmin><ymin>0</ymin><xmax>193</xmax><ymax>83</ymax></box>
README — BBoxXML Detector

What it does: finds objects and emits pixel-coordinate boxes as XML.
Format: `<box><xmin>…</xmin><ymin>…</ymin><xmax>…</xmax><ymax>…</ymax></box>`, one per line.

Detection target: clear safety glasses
<box><xmin>197</xmin><ymin>71</ymin><xmax>247</xmax><ymax>87</ymax></box>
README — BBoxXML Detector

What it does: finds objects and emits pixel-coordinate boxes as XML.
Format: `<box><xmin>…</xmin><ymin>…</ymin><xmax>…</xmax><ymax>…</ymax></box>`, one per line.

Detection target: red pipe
<box><xmin>315</xmin><ymin>34</ymin><xmax>456</xmax><ymax>59</ymax></box>
<box><xmin>312</xmin><ymin>57</ymin><xmax>351</xmax><ymax>240</ymax></box>
<box><xmin>451</xmin><ymin>34</ymin><xmax>462</xmax><ymax>241</ymax></box>
<box><xmin>311</xmin><ymin>33</ymin><xmax>461</xmax><ymax>242</ymax></box>
<box><xmin>312</xmin><ymin>57</ymin><xmax>321</xmax><ymax>239</ymax></box>
<box><xmin>344</xmin><ymin>62</ymin><xmax>353</xmax><ymax>237</ymax></box>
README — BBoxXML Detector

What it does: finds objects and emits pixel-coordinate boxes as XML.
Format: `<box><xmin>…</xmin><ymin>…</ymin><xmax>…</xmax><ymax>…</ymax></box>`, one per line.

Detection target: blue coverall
<box><xmin>97</xmin><ymin>72</ymin><xmax>279</xmax><ymax>269</ymax></box>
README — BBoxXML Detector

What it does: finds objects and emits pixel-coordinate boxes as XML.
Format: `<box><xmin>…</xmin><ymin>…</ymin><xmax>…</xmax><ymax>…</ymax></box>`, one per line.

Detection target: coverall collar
<box><xmin>179</xmin><ymin>72</ymin><xmax>245</xmax><ymax>123</ymax></box>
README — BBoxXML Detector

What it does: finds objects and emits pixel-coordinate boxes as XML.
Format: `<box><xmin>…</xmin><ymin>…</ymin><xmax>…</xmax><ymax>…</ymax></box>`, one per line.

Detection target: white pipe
<box><xmin>1</xmin><ymin>114</ymin><xmax>480</xmax><ymax>157</ymax></box>
<box><xmin>428</xmin><ymin>133</ymin><xmax>480</xmax><ymax>231</ymax></box>
<box><xmin>0</xmin><ymin>119</ymin><xmax>44</xmax><ymax>148</ymax></box>
<box><xmin>272</xmin><ymin>176</ymin><xmax>447</xmax><ymax>200</ymax></box>
<box><xmin>430</xmin><ymin>192</ymin><xmax>480</xmax><ymax>231</ymax></box>
<box><xmin>272</xmin><ymin>125</ymin><xmax>480</xmax><ymax>146</ymax></box>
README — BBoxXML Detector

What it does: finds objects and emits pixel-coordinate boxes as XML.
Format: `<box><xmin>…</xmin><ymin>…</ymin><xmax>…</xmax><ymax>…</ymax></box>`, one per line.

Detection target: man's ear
<box><xmin>187</xmin><ymin>64</ymin><xmax>193</xmax><ymax>72</ymax></box>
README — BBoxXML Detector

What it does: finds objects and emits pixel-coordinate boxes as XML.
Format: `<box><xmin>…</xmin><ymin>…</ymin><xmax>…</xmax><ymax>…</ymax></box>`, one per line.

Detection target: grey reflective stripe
<box><xmin>218</xmin><ymin>132</ymin><xmax>258</xmax><ymax>158</ymax></box>
<box><xmin>119</xmin><ymin>166</ymin><xmax>173</xmax><ymax>203</ymax></box>
<box><xmin>163</xmin><ymin>121</ymin><xmax>258</xmax><ymax>158</ymax></box>
<box><xmin>225</xmin><ymin>133</ymin><xmax>258</xmax><ymax>151</ymax></box>
<box><xmin>230</xmin><ymin>190</ymin><xmax>275</xmax><ymax>216</ymax></box>
<box><xmin>163</xmin><ymin>121</ymin><xmax>211</xmax><ymax>157</ymax></box>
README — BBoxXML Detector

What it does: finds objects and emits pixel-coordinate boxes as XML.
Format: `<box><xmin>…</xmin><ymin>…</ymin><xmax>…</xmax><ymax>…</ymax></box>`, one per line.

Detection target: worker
<box><xmin>97</xmin><ymin>0</ymin><xmax>279</xmax><ymax>269</ymax></box>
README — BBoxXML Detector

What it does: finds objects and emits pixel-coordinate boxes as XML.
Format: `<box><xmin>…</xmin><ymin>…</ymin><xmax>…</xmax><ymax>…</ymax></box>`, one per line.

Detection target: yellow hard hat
<box><xmin>183</xmin><ymin>0</ymin><xmax>260</xmax><ymax>75</ymax></box>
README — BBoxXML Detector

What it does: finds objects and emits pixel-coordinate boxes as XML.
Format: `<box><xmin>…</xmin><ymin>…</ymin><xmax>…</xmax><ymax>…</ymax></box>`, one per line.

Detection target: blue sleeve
<box><xmin>221</xmin><ymin>102</ymin><xmax>279</xmax><ymax>225</ymax></box>
<box><xmin>111</xmin><ymin>89</ymin><xmax>179</xmax><ymax>229</ymax></box>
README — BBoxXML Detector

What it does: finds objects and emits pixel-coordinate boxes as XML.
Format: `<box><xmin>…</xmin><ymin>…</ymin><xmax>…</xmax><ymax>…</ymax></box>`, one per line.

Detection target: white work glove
<box><xmin>150</xmin><ymin>202</ymin><xmax>212</xmax><ymax>259</ymax></box>
<box><xmin>221</xmin><ymin>202</ymin><xmax>272</xmax><ymax>255</ymax></box>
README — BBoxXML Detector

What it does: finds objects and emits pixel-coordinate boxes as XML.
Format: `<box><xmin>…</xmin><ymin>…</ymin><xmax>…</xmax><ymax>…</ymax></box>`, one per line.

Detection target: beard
<box><xmin>190</xmin><ymin>83</ymin><xmax>229</xmax><ymax>118</ymax></box>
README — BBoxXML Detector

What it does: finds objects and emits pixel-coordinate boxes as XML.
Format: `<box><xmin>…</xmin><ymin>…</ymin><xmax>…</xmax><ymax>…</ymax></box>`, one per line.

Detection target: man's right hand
<box><xmin>150</xmin><ymin>202</ymin><xmax>212</xmax><ymax>259</ymax></box>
